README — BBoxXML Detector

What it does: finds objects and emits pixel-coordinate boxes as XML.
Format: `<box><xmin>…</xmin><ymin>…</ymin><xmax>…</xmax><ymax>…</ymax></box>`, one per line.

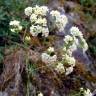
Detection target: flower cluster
<box><xmin>55</xmin><ymin>35</ymin><xmax>76</xmax><ymax>75</ymax></box>
<box><xmin>24</xmin><ymin>6</ymin><xmax>68</xmax><ymax>37</ymax></box>
<box><xmin>55</xmin><ymin>62</ymin><xmax>74</xmax><ymax>75</ymax></box>
<box><xmin>38</xmin><ymin>92</ymin><xmax>43</xmax><ymax>96</ymax></box>
<box><xmin>64</xmin><ymin>35</ymin><xmax>78</xmax><ymax>53</ymax></box>
<box><xmin>80</xmin><ymin>38</ymin><xmax>88</xmax><ymax>52</ymax></box>
<box><xmin>41</xmin><ymin>47</ymin><xmax>57</xmax><ymax>64</ymax></box>
<box><xmin>63</xmin><ymin>54</ymin><xmax>75</xmax><ymax>66</ymax></box>
<box><xmin>70</xmin><ymin>26</ymin><xmax>83</xmax><ymax>37</ymax></box>
<box><xmin>55</xmin><ymin>63</ymin><xmax>65</xmax><ymax>74</ymax></box>
<box><xmin>40</xmin><ymin>26</ymin><xmax>88</xmax><ymax>75</ymax></box>
<box><xmin>25</xmin><ymin>5</ymin><xmax>49</xmax><ymax>37</ymax></box>
<box><xmin>40</xmin><ymin>25</ymin><xmax>88</xmax><ymax>75</ymax></box>
<box><xmin>9</xmin><ymin>5</ymin><xmax>89</xmax><ymax>78</ymax></box>
<box><xmin>24</xmin><ymin>7</ymin><xmax>33</xmax><ymax>16</ymax></box>
<box><xmin>50</xmin><ymin>10</ymin><xmax>68</xmax><ymax>31</ymax></box>
<box><xmin>83</xmin><ymin>89</ymin><xmax>92</xmax><ymax>96</ymax></box>
<box><xmin>63</xmin><ymin>26</ymin><xmax>88</xmax><ymax>52</ymax></box>
<box><xmin>70</xmin><ymin>26</ymin><xmax>88</xmax><ymax>51</ymax></box>
<box><xmin>55</xmin><ymin>26</ymin><xmax>88</xmax><ymax>75</ymax></box>
<box><xmin>9</xmin><ymin>20</ymin><xmax>22</xmax><ymax>32</ymax></box>
<box><xmin>25</xmin><ymin>36</ymin><xmax>31</xmax><ymax>42</ymax></box>
<box><xmin>80</xmin><ymin>88</ymin><xmax>92</xmax><ymax>96</ymax></box>
<box><xmin>64</xmin><ymin>35</ymin><xmax>76</xmax><ymax>59</ymax></box>
<box><xmin>64</xmin><ymin>35</ymin><xmax>73</xmax><ymax>45</ymax></box>
<box><xmin>33</xmin><ymin>5</ymin><xmax>49</xmax><ymax>16</ymax></box>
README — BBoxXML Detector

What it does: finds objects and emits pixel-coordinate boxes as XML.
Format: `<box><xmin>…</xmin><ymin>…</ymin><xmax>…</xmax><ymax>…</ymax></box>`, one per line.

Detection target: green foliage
<box><xmin>80</xmin><ymin>0</ymin><xmax>96</xmax><ymax>7</ymax></box>
<box><xmin>27</xmin><ymin>62</ymin><xmax>37</xmax><ymax>76</ymax></box>
<box><xmin>0</xmin><ymin>0</ymin><xmax>47</xmax><ymax>39</ymax></box>
<box><xmin>0</xmin><ymin>0</ymin><xmax>29</xmax><ymax>44</ymax></box>
<box><xmin>80</xmin><ymin>0</ymin><xmax>96</xmax><ymax>18</ymax></box>
<box><xmin>32</xmin><ymin>0</ymin><xmax>48</xmax><ymax>5</ymax></box>
<box><xmin>0</xmin><ymin>7</ymin><xmax>10</xmax><ymax>37</ymax></box>
<box><xmin>1</xmin><ymin>0</ymin><xmax>28</xmax><ymax>16</ymax></box>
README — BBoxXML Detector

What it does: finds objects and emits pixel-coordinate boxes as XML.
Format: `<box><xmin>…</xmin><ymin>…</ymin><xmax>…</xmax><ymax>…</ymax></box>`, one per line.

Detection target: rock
<box><xmin>64</xmin><ymin>1</ymin><xmax>81</xmax><ymax>12</ymax></box>
<box><xmin>73</xmin><ymin>49</ymin><xmax>91</xmax><ymax>65</ymax></box>
<box><xmin>0</xmin><ymin>92</ymin><xmax>8</xmax><ymax>96</ymax></box>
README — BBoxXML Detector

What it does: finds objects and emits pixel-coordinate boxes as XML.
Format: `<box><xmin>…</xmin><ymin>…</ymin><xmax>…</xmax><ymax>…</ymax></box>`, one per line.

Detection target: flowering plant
<box><xmin>9</xmin><ymin>5</ymin><xmax>88</xmax><ymax>76</ymax></box>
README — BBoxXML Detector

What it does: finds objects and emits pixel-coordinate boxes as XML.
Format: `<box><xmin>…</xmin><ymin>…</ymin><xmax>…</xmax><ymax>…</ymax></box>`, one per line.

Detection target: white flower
<box><xmin>63</xmin><ymin>54</ymin><xmax>76</xmax><ymax>66</ymax></box>
<box><xmin>67</xmin><ymin>49</ymin><xmax>73</xmax><ymax>56</ymax></box>
<box><xmin>80</xmin><ymin>88</ymin><xmax>84</xmax><ymax>91</ymax></box>
<box><xmin>70</xmin><ymin>26</ymin><xmax>83</xmax><ymax>37</ymax></box>
<box><xmin>18</xmin><ymin>26</ymin><xmax>22</xmax><ymax>30</ymax></box>
<box><xmin>36</xmin><ymin>18</ymin><xmax>47</xmax><ymax>26</ymax></box>
<box><xmin>25</xmin><ymin>36</ymin><xmax>31</xmax><ymax>41</ymax></box>
<box><xmin>69</xmin><ymin>43</ymin><xmax>77</xmax><ymax>51</ymax></box>
<box><xmin>68</xmin><ymin>37</ymin><xmax>79</xmax><ymax>52</ymax></box>
<box><xmin>50</xmin><ymin>11</ymin><xmax>68</xmax><ymax>31</ymax></box>
<box><xmin>41</xmin><ymin>53</ymin><xmax>49</xmax><ymax>63</ymax></box>
<box><xmin>42</xmin><ymin>27</ymin><xmax>49</xmax><ymax>37</ymax></box>
<box><xmin>10</xmin><ymin>20</ymin><xmax>20</xmax><ymax>26</ymax></box>
<box><xmin>63</xmin><ymin>47</ymin><xmax>67</xmax><ymax>52</ymax></box>
<box><xmin>30</xmin><ymin>25</ymin><xmax>42</xmax><ymax>36</ymax></box>
<box><xmin>38</xmin><ymin>92</ymin><xmax>43</xmax><ymax>96</ymax></box>
<box><xmin>55</xmin><ymin>18</ymin><xmax>65</xmax><ymax>31</ymax></box>
<box><xmin>10</xmin><ymin>29</ymin><xmax>15</xmax><ymax>32</ymax></box>
<box><xmin>24</xmin><ymin>7</ymin><xmax>33</xmax><ymax>16</ymax></box>
<box><xmin>40</xmin><ymin>6</ymin><xmax>49</xmax><ymax>15</ymax></box>
<box><xmin>65</xmin><ymin>66</ymin><xmax>74</xmax><ymax>75</ymax></box>
<box><xmin>81</xmin><ymin>38</ymin><xmax>88</xmax><ymax>51</ymax></box>
<box><xmin>84</xmin><ymin>89</ymin><xmax>92</xmax><ymax>96</ymax></box>
<box><xmin>30</xmin><ymin>25</ymin><xmax>49</xmax><ymax>37</ymax></box>
<box><xmin>50</xmin><ymin>10</ymin><xmax>60</xmax><ymax>17</ymax></box>
<box><xmin>63</xmin><ymin>46</ymin><xmax>73</xmax><ymax>56</ymax></box>
<box><xmin>9</xmin><ymin>20</ymin><xmax>22</xmax><ymax>32</ymax></box>
<box><xmin>35</xmin><ymin>25</ymin><xmax>42</xmax><ymax>33</ymax></box>
<box><xmin>33</xmin><ymin>5</ymin><xmax>41</xmax><ymax>15</ymax></box>
<box><xmin>33</xmin><ymin>5</ymin><xmax>43</xmax><ymax>16</ymax></box>
<box><xmin>49</xmin><ymin>55</ymin><xmax>57</xmax><ymax>63</ymax></box>
<box><xmin>70</xmin><ymin>26</ymin><xmax>88</xmax><ymax>51</ymax></box>
<box><xmin>60</xmin><ymin>15</ymin><xmax>68</xmax><ymax>27</ymax></box>
<box><xmin>47</xmin><ymin>47</ymin><xmax>54</xmax><ymax>53</ymax></box>
<box><xmin>64</xmin><ymin>35</ymin><xmax>73</xmax><ymax>44</ymax></box>
<box><xmin>55</xmin><ymin>63</ymin><xmax>65</xmax><ymax>73</ymax></box>
<box><xmin>30</xmin><ymin>14</ymin><xmax>37</xmax><ymax>23</ymax></box>
<box><xmin>83</xmin><ymin>42</ymin><xmax>88</xmax><ymax>51</ymax></box>
<box><xmin>30</xmin><ymin>25</ymin><xmax>37</xmax><ymax>36</ymax></box>
<box><xmin>41</xmin><ymin>53</ymin><xmax>57</xmax><ymax>64</ymax></box>
<box><xmin>29</xmin><ymin>5</ymin><xmax>49</xmax><ymax>16</ymax></box>
<box><xmin>68</xmin><ymin>57</ymin><xmax>76</xmax><ymax>67</ymax></box>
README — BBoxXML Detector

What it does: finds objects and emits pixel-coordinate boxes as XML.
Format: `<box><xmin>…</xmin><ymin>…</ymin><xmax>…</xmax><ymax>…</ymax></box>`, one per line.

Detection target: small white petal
<box><xmin>24</xmin><ymin>7</ymin><xmax>32</xmax><ymax>16</ymax></box>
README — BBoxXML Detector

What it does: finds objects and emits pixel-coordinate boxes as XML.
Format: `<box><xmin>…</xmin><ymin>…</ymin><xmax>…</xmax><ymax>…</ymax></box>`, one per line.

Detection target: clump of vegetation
<box><xmin>80</xmin><ymin>0</ymin><xmax>96</xmax><ymax>20</ymax></box>
<box><xmin>0</xmin><ymin>0</ymin><xmax>96</xmax><ymax>96</ymax></box>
